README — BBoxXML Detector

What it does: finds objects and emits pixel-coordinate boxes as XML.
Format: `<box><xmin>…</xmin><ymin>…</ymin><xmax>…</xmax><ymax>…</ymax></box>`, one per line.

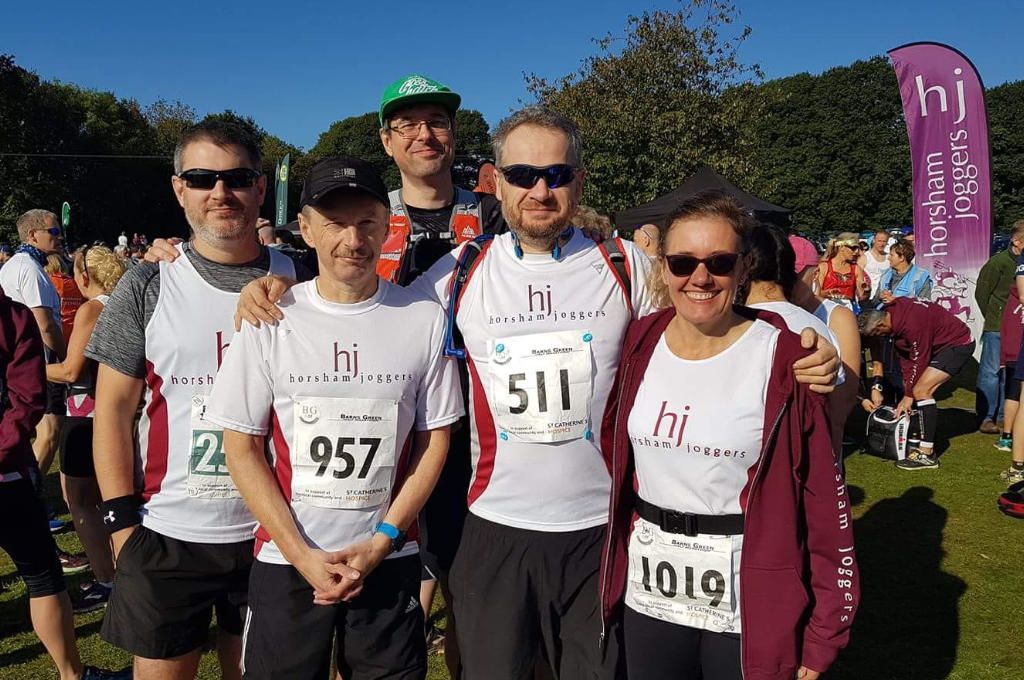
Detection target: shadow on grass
<box><xmin>0</xmin><ymin>617</ymin><xmax>104</xmax><ymax>670</ymax></box>
<box><xmin>829</xmin><ymin>486</ymin><xmax>966</xmax><ymax>680</ymax></box>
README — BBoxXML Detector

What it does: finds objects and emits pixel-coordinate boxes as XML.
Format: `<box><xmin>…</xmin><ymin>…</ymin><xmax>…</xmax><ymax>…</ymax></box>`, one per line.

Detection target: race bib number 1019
<box><xmin>489</xmin><ymin>330</ymin><xmax>594</xmax><ymax>443</ymax></box>
<box><xmin>625</xmin><ymin>518</ymin><xmax>740</xmax><ymax>634</ymax></box>
<box><xmin>292</xmin><ymin>397</ymin><xmax>398</xmax><ymax>510</ymax></box>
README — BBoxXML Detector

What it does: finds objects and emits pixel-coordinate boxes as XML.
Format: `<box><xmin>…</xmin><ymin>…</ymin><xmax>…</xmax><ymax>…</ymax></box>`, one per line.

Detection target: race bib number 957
<box><xmin>292</xmin><ymin>397</ymin><xmax>398</xmax><ymax>509</ymax></box>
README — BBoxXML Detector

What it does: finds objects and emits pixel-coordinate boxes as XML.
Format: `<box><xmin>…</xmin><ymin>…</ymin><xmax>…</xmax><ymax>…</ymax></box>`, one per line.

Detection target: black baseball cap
<box><xmin>299</xmin><ymin>156</ymin><xmax>389</xmax><ymax>210</ymax></box>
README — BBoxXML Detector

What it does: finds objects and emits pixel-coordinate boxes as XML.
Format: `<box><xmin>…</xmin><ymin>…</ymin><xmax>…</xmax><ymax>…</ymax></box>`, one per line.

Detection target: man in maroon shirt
<box><xmin>859</xmin><ymin>297</ymin><xmax>975</xmax><ymax>470</ymax></box>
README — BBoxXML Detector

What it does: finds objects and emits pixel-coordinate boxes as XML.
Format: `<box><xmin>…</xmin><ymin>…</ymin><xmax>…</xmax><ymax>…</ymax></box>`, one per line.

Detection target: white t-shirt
<box><xmin>624</xmin><ymin>321</ymin><xmax>779</xmax><ymax>634</ymax></box>
<box><xmin>748</xmin><ymin>300</ymin><xmax>844</xmax><ymax>385</ymax></box>
<box><xmin>205</xmin><ymin>279</ymin><xmax>463</xmax><ymax>565</ymax></box>
<box><xmin>414</xmin><ymin>230</ymin><xmax>652</xmax><ymax>532</ymax></box>
<box><xmin>863</xmin><ymin>250</ymin><xmax>890</xmax><ymax>298</ymax></box>
<box><xmin>0</xmin><ymin>252</ymin><xmax>60</xmax><ymax>329</ymax></box>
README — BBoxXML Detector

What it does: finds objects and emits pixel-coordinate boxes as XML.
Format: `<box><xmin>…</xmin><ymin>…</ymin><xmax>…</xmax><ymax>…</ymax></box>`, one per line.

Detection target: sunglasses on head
<box><xmin>664</xmin><ymin>252</ymin><xmax>740</xmax><ymax>277</ymax></box>
<box><xmin>178</xmin><ymin>168</ymin><xmax>261</xmax><ymax>190</ymax></box>
<box><xmin>499</xmin><ymin>164</ymin><xmax>576</xmax><ymax>189</ymax></box>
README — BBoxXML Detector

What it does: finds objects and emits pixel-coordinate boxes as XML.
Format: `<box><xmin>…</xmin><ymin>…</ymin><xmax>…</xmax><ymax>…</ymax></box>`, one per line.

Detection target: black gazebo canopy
<box><xmin>614</xmin><ymin>166</ymin><xmax>790</xmax><ymax>231</ymax></box>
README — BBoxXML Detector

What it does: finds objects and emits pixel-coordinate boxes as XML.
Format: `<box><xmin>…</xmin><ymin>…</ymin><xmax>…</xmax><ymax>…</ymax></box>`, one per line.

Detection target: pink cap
<box><xmin>789</xmin><ymin>235</ymin><xmax>820</xmax><ymax>273</ymax></box>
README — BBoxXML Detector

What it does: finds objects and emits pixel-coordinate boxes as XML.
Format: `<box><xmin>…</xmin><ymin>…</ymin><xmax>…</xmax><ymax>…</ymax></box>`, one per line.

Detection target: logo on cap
<box><xmin>398</xmin><ymin>76</ymin><xmax>440</xmax><ymax>96</ymax></box>
<box><xmin>331</xmin><ymin>168</ymin><xmax>357</xmax><ymax>179</ymax></box>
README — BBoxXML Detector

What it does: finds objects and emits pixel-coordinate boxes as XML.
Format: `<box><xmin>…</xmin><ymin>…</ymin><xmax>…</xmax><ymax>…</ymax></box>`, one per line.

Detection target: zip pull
<box><xmin>598</xmin><ymin>631</ymin><xmax>606</xmax><ymax>650</ymax></box>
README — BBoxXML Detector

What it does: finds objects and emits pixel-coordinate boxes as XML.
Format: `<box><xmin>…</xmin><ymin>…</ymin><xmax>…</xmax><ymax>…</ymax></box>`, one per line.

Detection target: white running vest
<box><xmin>137</xmin><ymin>246</ymin><xmax>295</xmax><ymax>543</ymax></box>
<box><xmin>416</xmin><ymin>230</ymin><xmax>652</xmax><ymax>532</ymax></box>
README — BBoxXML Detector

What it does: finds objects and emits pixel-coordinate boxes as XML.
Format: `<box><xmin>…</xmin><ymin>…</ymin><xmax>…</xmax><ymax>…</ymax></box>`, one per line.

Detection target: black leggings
<box><xmin>624</xmin><ymin>606</ymin><xmax>742</xmax><ymax>680</ymax></box>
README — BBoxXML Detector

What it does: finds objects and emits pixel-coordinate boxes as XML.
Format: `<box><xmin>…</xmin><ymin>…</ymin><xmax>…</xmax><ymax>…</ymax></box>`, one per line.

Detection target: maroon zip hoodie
<box><xmin>0</xmin><ymin>286</ymin><xmax>47</xmax><ymax>477</ymax></box>
<box><xmin>886</xmin><ymin>297</ymin><xmax>973</xmax><ymax>394</ymax></box>
<box><xmin>599</xmin><ymin>307</ymin><xmax>859</xmax><ymax>680</ymax></box>
<box><xmin>999</xmin><ymin>284</ymin><xmax>1023</xmax><ymax>367</ymax></box>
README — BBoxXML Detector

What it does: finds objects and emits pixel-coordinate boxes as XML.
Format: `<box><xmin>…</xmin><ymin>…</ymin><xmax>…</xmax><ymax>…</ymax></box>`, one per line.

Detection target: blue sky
<box><xmin>3</xmin><ymin>0</ymin><xmax>1020</xmax><ymax>150</ymax></box>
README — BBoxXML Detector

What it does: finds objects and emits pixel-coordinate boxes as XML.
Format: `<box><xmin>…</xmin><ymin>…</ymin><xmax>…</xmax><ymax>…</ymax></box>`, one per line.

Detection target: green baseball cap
<box><xmin>379</xmin><ymin>74</ymin><xmax>462</xmax><ymax>127</ymax></box>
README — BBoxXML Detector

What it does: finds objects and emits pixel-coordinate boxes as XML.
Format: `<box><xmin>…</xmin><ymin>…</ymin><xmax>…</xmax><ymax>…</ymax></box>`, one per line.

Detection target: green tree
<box><xmin>746</xmin><ymin>57</ymin><xmax>913</xmax><ymax>238</ymax></box>
<box><xmin>987</xmin><ymin>80</ymin><xmax>1024</xmax><ymax>233</ymax></box>
<box><xmin>305</xmin><ymin>112</ymin><xmax>398</xmax><ymax>189</ymax></box>
<box><xmin>526</xmin><ymin>0</ymin><xmax>766</xmax><ymax>214</ymax></box>
<box><xmin>455</xmin><ymin>109</ymin><xmax>492</xmax><ymax>157</ymax></box>
<box><xmin>144</xmin><ymin>98</ymin><xmax>197</xmax><ymax>155</ymax></box>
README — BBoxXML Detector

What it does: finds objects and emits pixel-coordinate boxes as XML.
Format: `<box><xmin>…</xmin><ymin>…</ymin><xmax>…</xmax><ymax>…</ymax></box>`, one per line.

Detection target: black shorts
<box><xmin>929</xmin><ymin>341</ymin><xmax>975</xmax><ymax>377</ymax></box>
<box><xmin>623</xmin><ymin>607</ymin><xmax>742</xmax><ymax>680</ymax></box>
<box><xmin>418</xmin><ymin>418</ymin><xmax>471</xmax><ymax>578</ymax></box>
<box><xmin>45</xmin><ymin>382</ymin><xmax>66</xmax><ymax>416</ymax></box>
<box><xmin>101</xmin><ymin>525</ymin><xmax>253</xmax><ymax>659</ymax></box>
<box><xmin>59</xmin><ymin>417</ymin><xmax>95</xmax><ymax>478</ymax></box>
<box><xmin>242</xmin><ymin>555</ymin><xmax>426</xmax><ymax>680</ymax></box>
<box><xmin>1007</xmin><ymin>363</ymin><xmax>1022</xmax><ymax>402</ymax></box>
<box><xmin>0</xmin><ymin>478</ymin><xmax>65</xmax><ymax>597</ymax></box>
<box><xmin>450</xmin><ymin>514</ymin><xmax>624</xmax><ymax>680</ymax></box>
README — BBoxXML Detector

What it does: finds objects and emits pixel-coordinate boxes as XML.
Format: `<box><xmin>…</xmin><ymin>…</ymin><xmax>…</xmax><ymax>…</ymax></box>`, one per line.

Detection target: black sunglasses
<box><xmin>664</xmin><ymin>252</ymin><xmax>740</xmax><ymax>277</ymax></box>
<box><xmin>178</xmin><ymin>168</ymin><xmax>261</xmax><ymax>190</ymax></box>
<box><xmin>499</xmin><ymin>164</ymin><xmax>577</xmax><ymax>189</ymax></box>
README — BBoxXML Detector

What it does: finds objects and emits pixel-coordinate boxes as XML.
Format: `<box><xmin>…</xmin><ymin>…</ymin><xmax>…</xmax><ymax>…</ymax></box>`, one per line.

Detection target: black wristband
<box><xmin>102</xmin><ymin>495</ymin><xmax>141</xmax><ymax>535</ymax></box>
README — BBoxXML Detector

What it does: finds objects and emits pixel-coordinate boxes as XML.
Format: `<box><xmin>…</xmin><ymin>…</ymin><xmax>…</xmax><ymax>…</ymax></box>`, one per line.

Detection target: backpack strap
<box><xmin>598</xmin><ymin>237</ymin><xmax>634</xmax><ymax>317</ymax></box>
<box><xmin>443</xmin><ymin>234</ymin><xmax>495</xmax><ymax>359</ymax></box>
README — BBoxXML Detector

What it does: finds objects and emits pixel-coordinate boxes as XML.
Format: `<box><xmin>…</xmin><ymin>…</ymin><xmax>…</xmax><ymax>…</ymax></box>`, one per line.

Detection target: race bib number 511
<box><xmin>488</xmin><ymin>330</ymin><xmax>594</xmax><ymax>443</ymax></box>
<box><xmin>292</xmin><ymin>397</ymin><xmax>398</xmax><ymax>509</ymax></box>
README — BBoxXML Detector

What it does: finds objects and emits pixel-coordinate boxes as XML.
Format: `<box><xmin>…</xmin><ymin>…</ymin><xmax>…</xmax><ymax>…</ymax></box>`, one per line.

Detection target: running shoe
<box><xmin>49</xmin><ymin>518</ymin><xmax>68</xmax><ymax>533</ymax></box>
<box><xmin>895</xmin><ymin>449</ymin><xmax>939</xmax><ymax>470</ymax></box>
<box><xmin>57</xmin><ymin>550</ymin><xmax>90</xmax><ymax>575</ymax></box>
<box><xmin>999</xmin><ymin>466</ymin><xmax>1024</xmax><ymax>484</ymax></box>
<box><xmin>83</xmin><ymin>666</ymin><xmax>132</xmax><ymax>680</ymax></box>
<box><xmin>994</xmin><ymin>436</ymin><xmax>1012</xmax><ymax>452</ymax></box>
<box><xmin>73</xmin><ymin>581</ymin><xmax>112</xmax><ymax>614</ymax></box>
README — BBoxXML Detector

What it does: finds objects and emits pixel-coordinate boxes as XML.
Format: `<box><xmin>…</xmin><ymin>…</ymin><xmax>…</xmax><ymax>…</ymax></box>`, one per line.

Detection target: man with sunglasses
<box><xmin>85</xmin><ymin>120</ymin><xmax>306</xmax><ymax>680</ymax></box>
<box><xmin>0</xmin><ymin>209</ymin><xmax>67</xmax><ymax>487</ymax></box>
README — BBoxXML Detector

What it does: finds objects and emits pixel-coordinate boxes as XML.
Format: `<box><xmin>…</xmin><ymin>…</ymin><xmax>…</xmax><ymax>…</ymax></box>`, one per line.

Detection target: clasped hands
<box><xmin>295</xmin><ymin>533</ymin><xmax>392</xmax><ymax>606</ymax></box>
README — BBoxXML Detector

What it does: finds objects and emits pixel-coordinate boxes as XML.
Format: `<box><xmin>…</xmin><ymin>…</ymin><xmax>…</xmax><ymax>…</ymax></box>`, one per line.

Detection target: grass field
<box><xmin>1</xmin><ymin>373</ymin><xmax>1022</xmax><ymax>679</ymax></box>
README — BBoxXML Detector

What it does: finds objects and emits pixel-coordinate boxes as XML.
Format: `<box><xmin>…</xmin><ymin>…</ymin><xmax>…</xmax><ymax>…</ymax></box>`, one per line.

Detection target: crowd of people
<box><xmin>0</xmin><ymin>71</ymin><xmax>1014</xmax><ymax>680</ymax></box>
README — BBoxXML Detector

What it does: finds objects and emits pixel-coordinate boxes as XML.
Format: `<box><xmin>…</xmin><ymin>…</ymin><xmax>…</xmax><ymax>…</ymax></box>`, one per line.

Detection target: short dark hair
<box><xmin>661</xmin><ymin>191</ymin><xmax>755</xmax><ymax>254</ymax></box>
<box><xmin>746</xmin><ymin>224</ymin><xmax>797</xmax><ymax>296</ymax></box>
<box><xmin>890</xmin><ymin>240</ymin><xmax>915</xmax><ymax>263</ymax></box>
<box><xmin>173</xmin><ymin>120</ymin><xmax>262</xmax><ymax>174</ymax></box>
<box><xmin>492</xmin><ymin>106</ymin><xmax>583</xmax><ymax>167</ymax></box>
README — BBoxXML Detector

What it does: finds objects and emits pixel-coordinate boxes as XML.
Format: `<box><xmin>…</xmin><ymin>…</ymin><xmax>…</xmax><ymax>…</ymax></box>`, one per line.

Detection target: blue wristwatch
<box><xmin>374</xmin><ymin>522</ymin><xmax>407</xmax><ymax>553</ymax></box>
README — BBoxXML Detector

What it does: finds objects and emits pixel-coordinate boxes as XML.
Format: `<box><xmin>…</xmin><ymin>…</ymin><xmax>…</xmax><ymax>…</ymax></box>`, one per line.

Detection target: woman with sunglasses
<box><xmin>45</xmin><ymin>245</ymin><xmax>126</xmax><ymax>611</ymax></box>
<box><xmin>815</xmin><ymin>232</ymin><xmax>870</xmax><ymax>310</ymax></box>
<box><xmin>599</xmin><ymin>193</ymin><xmax>857</xmax><ymax>680</ymax></box>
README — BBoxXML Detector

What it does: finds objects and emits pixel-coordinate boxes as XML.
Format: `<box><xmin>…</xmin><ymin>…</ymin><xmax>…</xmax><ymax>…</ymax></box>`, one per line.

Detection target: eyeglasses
<box><xmin>498</xmin><ymin>164</ymin><xmax>577</xmax><ymax>189</ymax></box>
<box><xmin>388</xmin><ymin>119</ymin><xmax>452</xmax><ymax>139</ymax></box>
<box><xmin>664</xmin><ymin>252</ymin><xmax>740</xmax><ymax>277</ymax></box>
<box><xmin>178</xmin><ymin>168</ymin><xmax>262</xmax><ymax>190</ymax></box>
<box><xmin>34</xmin><ymin>227</ymin><xmax>62</xmax><ymax>237</ymax></box>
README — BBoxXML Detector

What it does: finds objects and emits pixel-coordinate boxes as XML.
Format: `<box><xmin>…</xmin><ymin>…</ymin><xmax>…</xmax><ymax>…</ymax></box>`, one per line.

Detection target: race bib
<box><xmin>625</xmin><ymin>518</ymin><xmax>740</xmax><ymax>634</ymax></box>
<box><xmin>291</xmin><ymin>396</ymin><xmax>398</xmax><ymax>510</ymax></box>
<box><xmin>488</xmin><ymin>330</ymin><xmax>594</xmax><ymax>443</ymax></box>
<box><xmin>187</xmin><ymin>394</ymin><xmax>240</xmax><ymax>499</ymax></box>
